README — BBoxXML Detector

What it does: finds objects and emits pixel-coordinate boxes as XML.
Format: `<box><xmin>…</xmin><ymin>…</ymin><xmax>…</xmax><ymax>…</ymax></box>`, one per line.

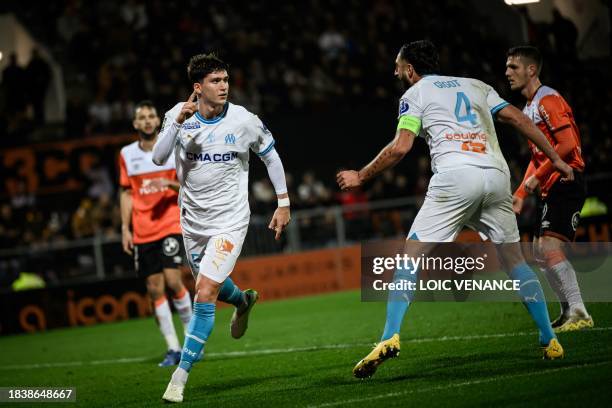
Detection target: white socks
<box><xmin>155</xmin><ymin>297</ymin><xmax>181</xmax><ymax>351</ymax></box>
<box><xmin>172</xmin><ymin>288</ymin><xmax>193</xmax><ymax>330</ymax></box>
<box><xmin>547</xmin><ymin>259</ymin><xmax>588</xmax><ymax>316</ymax></box>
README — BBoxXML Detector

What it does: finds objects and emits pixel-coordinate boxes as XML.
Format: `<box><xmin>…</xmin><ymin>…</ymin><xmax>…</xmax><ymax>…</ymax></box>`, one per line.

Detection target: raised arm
<box><xmin>152</xmin><ymin>119</ymin><xmax>181</xmax><ymax>165</ymax></box>
<box><xmin>153</xmin><ymin>91</ymin><xmax>198</xmax><ymax>165</ymax></box>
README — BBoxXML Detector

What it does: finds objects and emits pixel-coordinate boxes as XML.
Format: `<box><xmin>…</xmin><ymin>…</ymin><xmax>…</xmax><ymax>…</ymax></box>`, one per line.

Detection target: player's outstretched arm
<box><xmin>152</xmin><ymin>91</ymin><xmax>198</xmax><ymax>165</ymax></box>
<box><xmin>259</xmin><ymin>148</ymin><xmax>291</xmax><ymax>240</ymax></box>
<box><xmin>337</xmin><ymin>129</ymin><xmax>415</xmax><ymax>190</ymax></box>
<box><xmin>496</xmin><ymin>105</ymin><xmax>573</xmax><ymax>181</ymax></box>
<box><xmin>119</xmin><ymin>187</ymin><xmax>134</xmax><ymax>255</ymax></box>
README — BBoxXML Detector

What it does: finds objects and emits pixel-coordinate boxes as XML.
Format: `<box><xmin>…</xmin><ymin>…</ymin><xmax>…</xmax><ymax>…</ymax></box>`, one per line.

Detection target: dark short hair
<box><xmin>398</xmin><ymin>40</ymin><xmax>440</xmax><ymax>76</ymax></box>
<box><xmin>507</xmin><ymin>45</ymin><xmax>542</xmax><ymax>75</ymax></box>
<box><xmin>187</xmin><ymin>53</ymin><xmax>229</xmax><ymax>83</ymax></box>
<box><xmin>133</xmin><ymin>100</ymin><xmax>157</xmax><ymax>118</ymax></box>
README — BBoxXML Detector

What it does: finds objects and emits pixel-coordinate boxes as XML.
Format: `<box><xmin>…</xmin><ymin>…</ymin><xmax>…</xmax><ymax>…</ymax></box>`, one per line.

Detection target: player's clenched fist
<box><xmin>176</xmin><ymin>90</ymin><xmax>198</xmax><ymax>124</ymax></box>
<box><xmin>336</xmin><ymin>170</ymin><xmax>361</xmax><ymax>190</ymax></box>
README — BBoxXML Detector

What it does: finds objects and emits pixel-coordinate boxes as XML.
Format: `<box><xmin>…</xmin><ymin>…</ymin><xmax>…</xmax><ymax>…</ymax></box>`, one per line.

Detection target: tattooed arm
<box><xmin>336</xmin><ymin>129</ymin><xmax>416</xmax><ymax>190</ymax></box>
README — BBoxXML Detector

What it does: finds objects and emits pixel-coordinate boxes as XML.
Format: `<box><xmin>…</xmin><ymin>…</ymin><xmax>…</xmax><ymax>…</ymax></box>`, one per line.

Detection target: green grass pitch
<box><xmin>1</xmin><ymin>291</ymin><xmax>611</xmax><ymax>407</ymax></box>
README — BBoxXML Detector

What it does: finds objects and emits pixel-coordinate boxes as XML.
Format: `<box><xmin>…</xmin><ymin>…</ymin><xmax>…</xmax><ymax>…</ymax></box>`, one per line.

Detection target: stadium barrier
<box><xmin>0</xmin><ymin>246</ymin><xmax>360</xmax><ymax>335</ymax></box>
<box><xmin>1</xmin><ymin>185</ymin><xmax>609</xmax><ymax>334</ymax></box>
<box><xmin>2</xmin><ymin>212</ymin><xmax>611</xmax><ymax>335</ymax></box>
<box><xmin>1</xmin><ymin>197</ymin><xmax>609</xmax><ymax>287</ymax></box>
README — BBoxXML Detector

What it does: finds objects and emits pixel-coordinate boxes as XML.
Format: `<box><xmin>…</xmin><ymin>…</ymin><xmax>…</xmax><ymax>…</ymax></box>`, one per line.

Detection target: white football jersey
<box><xmin>160</xmin><ymin>102</ymin><xmax>275</xmax><ymax>236</ymax></box>
<box><xmin>399</xmin><ymin>75</ymin><xmax>510</xmax><ymax>175</ymax></box>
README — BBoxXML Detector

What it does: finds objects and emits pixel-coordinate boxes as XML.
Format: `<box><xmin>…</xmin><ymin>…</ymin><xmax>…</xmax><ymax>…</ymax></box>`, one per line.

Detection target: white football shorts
<box><xmin>183</xmin><ymin>226</ymin><xmax>248</xmax><ymax>283</ymax></box>
<box><xmin>408</xmin><ymin>167</ymin><xmax>520</xmax><ymax>243</ymax></box>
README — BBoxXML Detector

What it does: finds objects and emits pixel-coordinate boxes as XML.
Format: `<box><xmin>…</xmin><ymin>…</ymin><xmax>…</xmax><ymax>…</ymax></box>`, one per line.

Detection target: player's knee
<box><xmin>538</xmin><ymin>236</ymin><xmax>562</xmax><ymax>253</ymax></box>
<box><xmin>195</xmin><ymin>287</ymin><xmax>219</xmax><ymax>303</ymax></box>
<box><xmin>147</xmin><ymin>286</ymin><xmax>164</xmax><ymax>300</ymax></box>
<box><xmin>537</xmin><ymin>237</ymin><xmax>565</xmax><ymax>268</ymax></box>
<box><xmin>146</xmin><ymin>274</ymin><xmax>165</xmax><ymax>299</ymax></box>
<box><xmin>163</xmin><ymin>269</ymin><xmax>183</xmax><ymax>292</ymax></box>
<box><xmin>540</xmin><ymin>246</ymin><xmax>566</xmax><ymax>268</ymax></box>
<box><xmin>167</xmin><ymin>280</ymin><xmax>184</xmax><ymax>295</ymax></box>
<box><xmin>194</xmin><ymin>277</ymin><xmax>221</xmax><ymax>302</ymax></box>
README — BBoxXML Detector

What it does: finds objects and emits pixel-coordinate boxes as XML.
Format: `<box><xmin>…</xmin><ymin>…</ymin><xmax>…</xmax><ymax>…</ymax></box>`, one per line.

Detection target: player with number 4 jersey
<box><xmin>337</xmin><ymin>40</ymin><xmax>574</xmax><ymax>379</ymax></box>
<box><xmin>400</xmin><ymin>75</ymin><xmax>511</xmax><ymax>176</ymax></box>
<box><xmin>396</xmin><ymin>74</ymin><xmax>519</xmax><ymax>242</ymax></box>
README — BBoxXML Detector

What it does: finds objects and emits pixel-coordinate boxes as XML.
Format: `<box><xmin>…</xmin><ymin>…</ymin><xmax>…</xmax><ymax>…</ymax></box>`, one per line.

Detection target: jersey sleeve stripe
<box><xmin>490</xmin><ymin>101</ymin><xmax>510</xmax><ymax>116</ymax></box>
<box><xmin>256</xmin><ymin>140</ymin><xmax>276</xmax><ymax>156</ymax></box>
<box><xmin>550</xmin><ymin>124</ymin><xmax>571</xmax><ymax>133</ymax></box>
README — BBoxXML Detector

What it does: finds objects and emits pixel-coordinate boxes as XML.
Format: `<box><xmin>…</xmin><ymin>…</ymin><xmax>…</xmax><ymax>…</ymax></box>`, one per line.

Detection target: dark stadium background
<box><xmin>0</xmin><ymin>0</ymin><xmax>610</xmax><ymax>376</ymax></box>
<box><xmin>1</xmin><ymin>0</ymin><xmax>611</xmax><ymax>312</ymax></box>
<box><xmin>0</xmin><ymin>1</ymin><xmax>611</xmax><ymax>407</ymax></box>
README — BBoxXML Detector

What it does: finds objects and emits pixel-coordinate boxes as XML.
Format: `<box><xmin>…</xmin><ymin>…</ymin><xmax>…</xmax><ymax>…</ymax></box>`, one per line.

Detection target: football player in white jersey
<box><xmin>336</xmin><ymin>40</ymin><xmax>574</xmax><ymax>378</ymax></box>
<box><xmin>154</xmin><ymin>54</ymin><xmax>290</xmax><ymax>403</ymax></box>
<box><xmin>121</xmin><ymin>101</ymin><xmax>256</xmax><ymax>367</ymax></box>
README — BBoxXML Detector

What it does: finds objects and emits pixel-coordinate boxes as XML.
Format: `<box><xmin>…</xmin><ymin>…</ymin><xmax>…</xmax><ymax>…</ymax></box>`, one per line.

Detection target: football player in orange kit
<box><xmin>506</xmin><ymin>46</ymin><xmax>593</xmax><ymax>332</ymax></box>
<box><xmin>119</xmin><ymin>100</ymin><xmax>193</xmax><ymax>366</ymax></box>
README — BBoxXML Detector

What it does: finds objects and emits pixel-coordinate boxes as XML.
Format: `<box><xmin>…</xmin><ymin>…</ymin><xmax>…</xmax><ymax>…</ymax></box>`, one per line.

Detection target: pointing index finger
<box><xmin>188</xmin><ymin>90</ymin><xmax>197</xmax><ymax>102</ymax></box>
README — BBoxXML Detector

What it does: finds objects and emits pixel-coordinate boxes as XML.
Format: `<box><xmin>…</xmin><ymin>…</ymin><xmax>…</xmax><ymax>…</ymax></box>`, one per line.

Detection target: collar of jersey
<box><xmin>528</xmin><ymin>84</ymin><xmax>545</xmax><ymax>103</ymax></box>
<box><xmin>194</xmin><ymin>103</ymin><xmax>229</xmax><ymax>124</ymax></box>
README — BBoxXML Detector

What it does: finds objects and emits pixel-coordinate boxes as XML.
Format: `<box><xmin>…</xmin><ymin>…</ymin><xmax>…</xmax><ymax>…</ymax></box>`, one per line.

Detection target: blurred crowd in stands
<box><xmin>0</xmin><ymin>164</ymin><xmax>425</xmax><ymax>250</ymax></box>
<box><xmin>0</xmin><ymin>0</ymin><xmax>610</xmax><ymax>259</ymax></box>
<box><xmin>1</xmin><ymin>1</ymin><xmax>609</xmax><ymax>157</ymax></box>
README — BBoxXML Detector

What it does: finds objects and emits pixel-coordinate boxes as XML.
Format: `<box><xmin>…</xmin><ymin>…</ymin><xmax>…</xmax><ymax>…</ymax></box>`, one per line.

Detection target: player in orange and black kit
<box><xmin>505</xmin><ymin>46</ymin><xmax>593</xmax><ymax>332</ymax></box>
<box><xmin>119</xmin><ymin>101</ymin><xmax>193</xmax><ymax>366</ymax></box>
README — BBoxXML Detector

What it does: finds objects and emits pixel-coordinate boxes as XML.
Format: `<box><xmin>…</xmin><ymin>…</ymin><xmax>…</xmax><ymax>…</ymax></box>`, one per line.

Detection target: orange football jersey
<box><xmin>119</xmin><ymin>141</ymin><xmax>181</xmax><ymax>244</ymax></box>
<box><xmin>515</xmin><ymin>86</ymin><xmax>584</xmax><ymax>199</ymax></box>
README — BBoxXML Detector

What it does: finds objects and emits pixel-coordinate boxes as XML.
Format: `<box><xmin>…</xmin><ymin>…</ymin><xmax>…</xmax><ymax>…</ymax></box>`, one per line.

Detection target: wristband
<box><xmin>278</xmin><ymin>197</ymin><xmax>290</xmax><ymax>207</ymax></box>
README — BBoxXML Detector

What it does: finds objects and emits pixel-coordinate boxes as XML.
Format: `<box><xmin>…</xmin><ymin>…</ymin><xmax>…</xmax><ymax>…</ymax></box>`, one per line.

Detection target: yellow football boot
<box><xmin>353</xmin><ymin>334</ymin><xmax>400</xmax><ymax>379</ymax></box>
<box><xmin>542</xmin><ymin>338</ymin><xmax>564</xmax><ymax>360</ymax></box>
<box><xmin>554</xmin><ymin>315</ymin><xmax>594</xmax><ymax>333</ymax></box>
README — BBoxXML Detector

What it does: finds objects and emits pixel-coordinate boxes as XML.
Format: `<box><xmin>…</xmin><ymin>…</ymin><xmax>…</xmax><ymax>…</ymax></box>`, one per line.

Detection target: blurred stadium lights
<box><xmin>504</xmin><ymin>0</ymin><xmax>540</xmax><ymax>5</ymax></box>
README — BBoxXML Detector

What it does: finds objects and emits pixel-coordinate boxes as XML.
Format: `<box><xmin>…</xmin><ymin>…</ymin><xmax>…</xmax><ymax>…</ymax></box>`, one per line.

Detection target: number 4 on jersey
<box><xmin>454</xmin><ymin>92</ymin><xmax>485</xmax><ymax>153</ymax></box>
<box><xmin>454</xmin><ymin>92</ymin><xmax>478</xmax><ymax>125</ymax></box>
